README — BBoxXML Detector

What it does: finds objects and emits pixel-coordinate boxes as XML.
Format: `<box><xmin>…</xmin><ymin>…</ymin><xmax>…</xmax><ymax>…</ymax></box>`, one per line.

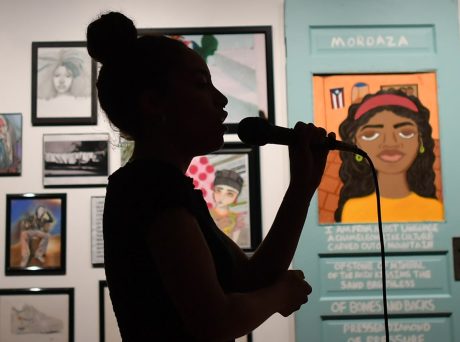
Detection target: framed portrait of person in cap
<box><xmin>186</xmin><ymin>143</ymin><xmax>262</xmax><ymax>253</ymax></box>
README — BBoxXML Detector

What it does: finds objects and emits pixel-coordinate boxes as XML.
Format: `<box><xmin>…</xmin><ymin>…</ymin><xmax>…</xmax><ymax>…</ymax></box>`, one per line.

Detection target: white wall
<box><xmin>0</xmin><ymin>0</ymin><xmax>293</xmax><ymax>341</ymax></box>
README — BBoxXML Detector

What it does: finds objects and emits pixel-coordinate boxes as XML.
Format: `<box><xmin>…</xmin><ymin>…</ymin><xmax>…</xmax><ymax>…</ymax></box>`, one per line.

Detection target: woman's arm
<box><xmin>146</xmin><ymin>206</ymin><xmax>311</xmax><ymax>341</ymax></box>
<box><xmin>230</xmin><ymin>123</ymin><xmax>330</xmax><ymax>289</ymax></box>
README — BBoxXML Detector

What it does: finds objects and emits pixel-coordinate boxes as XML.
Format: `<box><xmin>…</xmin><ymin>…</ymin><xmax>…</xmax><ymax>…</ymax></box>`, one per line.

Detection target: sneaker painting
<box><xmin>11</xmin><ymin>304</ymin><xmax>63</xmax><ymax>334</ymax></box>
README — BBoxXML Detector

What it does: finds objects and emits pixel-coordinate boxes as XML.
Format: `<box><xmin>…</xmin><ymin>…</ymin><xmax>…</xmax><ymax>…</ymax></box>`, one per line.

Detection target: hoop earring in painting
<box><xmin>355</xmin><ymin>154</ymin><xmax>363</xmax><ymax>162</ymax></box>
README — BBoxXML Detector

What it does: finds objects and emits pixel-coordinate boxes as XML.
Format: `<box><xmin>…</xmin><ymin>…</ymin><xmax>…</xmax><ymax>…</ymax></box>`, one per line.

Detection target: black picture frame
<box><xmin>0</xmin><ymin>287</ymin><xmax>74</xmax><ymax>341</ymax></box>
<box><xmin>0</xmin><ymin>113</ymin><xmax>22</xmax><ymax>176</ymax></box>
<box><xmin>31</xmin><ymin>41</ymin><xmax>97</xmax><ymax>126</ymax></box>
<box><xmin>138</xmin><ymin>26</ymin><xmax>275</xmax><ymax>134</ymax></box>
<box><xmin>186</xmin><ymin>142</ymin><xmax>262</xmax><ymax>253</ymax></box>
<box><xmin>99</xmin><ymin>281</ymin><xmax>121</xmax><ymax>342</ymax></box>
<box><xmin>5</xmin><ymin>193</ymin><xmax>66</xmax><ymax>275</ymax></box>
<box><xmin>91</xmin><ymin>196</ymin><xmax>105</xmax><ymax>267</ymax></box>
<box><xmin>43</xmin><ymin>133</ymin><xmax>110</xmax><ymax>188</ymax></box>
<box><xmin>98</xmin><ymin>281</ymin><xmax>251</xmax><ymax>342</ymax></box>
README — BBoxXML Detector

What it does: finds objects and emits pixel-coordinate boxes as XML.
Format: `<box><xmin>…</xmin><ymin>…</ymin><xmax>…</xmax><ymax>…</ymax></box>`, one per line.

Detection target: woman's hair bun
<box><xmin>86</xmin><ymin>11</ymin><xmax>137</xmax><ymax>65</ymax></box>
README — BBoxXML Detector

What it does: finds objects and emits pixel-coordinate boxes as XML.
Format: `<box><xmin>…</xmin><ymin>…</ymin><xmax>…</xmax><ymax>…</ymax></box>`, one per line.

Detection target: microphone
<box><xmin>237</xmin><ymin>117</ymin><xmax>365</xmax><ymax>154</ymax></box>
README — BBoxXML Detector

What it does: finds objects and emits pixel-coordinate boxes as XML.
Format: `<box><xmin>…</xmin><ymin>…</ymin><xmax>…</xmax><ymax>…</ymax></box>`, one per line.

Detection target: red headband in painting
<box><xmin>355</xmin><ymin>94</ymin><xmax>418</xmax><ymax>120</ymax></box>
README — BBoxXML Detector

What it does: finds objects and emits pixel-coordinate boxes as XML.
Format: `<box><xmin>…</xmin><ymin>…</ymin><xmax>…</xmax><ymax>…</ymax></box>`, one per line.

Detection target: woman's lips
<box><xmin>378</xmin><ymin>150</ymin><xmax>405</xmax><ymax>162</ymax></box>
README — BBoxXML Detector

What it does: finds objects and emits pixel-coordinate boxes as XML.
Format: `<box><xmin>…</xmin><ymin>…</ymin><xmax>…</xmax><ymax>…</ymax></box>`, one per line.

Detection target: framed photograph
<box><xmin>138</xmin><ymin>26</ymin><xmax>275</xmax><ymax>134</ymax></box>
<box><xmin>5</xmin><ymin>193</ymin><xmax>66</xmax><ymax>275</ymax></box>
<box><xmin>91</xmin><ymin>196</ymin><xmax>105</xmax><ymax>267</ymax></box>
<box><xmin>0</xmin><ymin>287</ymin><xmax>74</xmax><ymax>342</ymax></box>
<box><xmin>186</xmin><ymin>143</ymin><xmax>261</xmax><ymax>252</ymax></box>
<box><xmin>43</xmin><ymin>133</ymin><xmax>110</xmax><ymax>188</ymax></box>
<box><xmin>31</xmin><ymin>41</ymin><xmax>97</xmax><ymax>126</ymax></box>
<box><xmin>99</xmin><ymin>281</ymin><xmax>121</xmax><ymax>342</ymax></box>
<box><xmin>0</xmin><ymin>113</ymin><xmax>22</xmax><ymax>176</ymax></box>
<box><xmin>98</xmin><ymin>281</ymin><xmax>251</xmax><ymax>341</ymax></box>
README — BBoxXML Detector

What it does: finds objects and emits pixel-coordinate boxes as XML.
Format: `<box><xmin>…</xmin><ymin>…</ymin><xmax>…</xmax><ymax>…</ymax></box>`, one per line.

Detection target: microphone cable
<box><xmin>354</xmin><ymin>149</ymin><xmax>389</xmax><ymax>342</ymax></box>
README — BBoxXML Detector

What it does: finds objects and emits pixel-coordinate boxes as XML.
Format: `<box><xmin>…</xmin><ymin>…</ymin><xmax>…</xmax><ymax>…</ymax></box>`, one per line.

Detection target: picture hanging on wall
<box><xmin>0</xmin><ymin>287</ymin><xmax>74</xmax><ymax>342</ymax></box>
<box><xmin>5</xmin><ymin>193</ymin><xmax>66</xmax><ymax>275</ymax></box>
<box><xmin>313</xmin><ymin>73</ymin><xmax>445</xmax><ymax>224</ymax></box>
<box><xmin>43</xmin><ymin>133</ymin><xmax>110</xmax><ymax>188</ymax></box>
<box><xmin>91</xmin><ymin>196</ymin><xmax>105</xmax><ymax>267</ymax></box>
<box><xmin>186</xmin><ymin>143</ymin><xmax>261</xmax><ymax>253</ymax></box>
<box><xmin>99</xmin><ymin>281</ymin><xmax>121</xmax><ymax>342</ymax></box>
<box><xmin>138</xmin><ymin>26</ymin><xmax>275</xmax><ymax>134</ymax></box>
<box><xmin>31</xmin><ymin>41</ymin><xmax>97</xmax><ymax>126</ymax></box>
<box><xmin>0</xmin><ymin>113</ymin><xmax>22</xmax><ymax>176</ymax></box>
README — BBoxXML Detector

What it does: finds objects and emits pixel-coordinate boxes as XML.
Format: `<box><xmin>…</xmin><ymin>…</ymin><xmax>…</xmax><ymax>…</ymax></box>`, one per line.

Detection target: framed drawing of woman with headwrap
<box><xmin>314</xmin><ymin>73</ymin><xmax>444</xmax><ymax>224</ymax></box>
<box><xmin>31</xmin><ymin>41</ymin><xmax>97</xmax><ymax>126</ymax></box>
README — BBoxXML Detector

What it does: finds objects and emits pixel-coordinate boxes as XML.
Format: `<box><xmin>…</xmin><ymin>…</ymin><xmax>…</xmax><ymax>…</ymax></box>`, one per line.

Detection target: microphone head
<box><xmin>237</xmin><ymin>117</ymin><xmax>271</xmax><ymax>146</ymax></box>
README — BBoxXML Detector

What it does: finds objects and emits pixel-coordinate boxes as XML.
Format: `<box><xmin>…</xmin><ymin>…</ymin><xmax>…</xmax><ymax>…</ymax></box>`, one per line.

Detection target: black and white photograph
<box><xmin>43</xmin><ymin>133</ymin><xmax>109</xmax><ymax>187</ymax></box>
<box><xmin>0</xmin><ymin>288</ymin><xmax>74</xmax><ymax>342</ymax></box>
<box><xmin>32</xmin><ymin>41</ymin><xmax>97</xmax><ymax>126</ymax></box>
<box><xmin>186</xmin><ymin>143</ymin><xmax>261</xmax><ymax>252</ymax></box>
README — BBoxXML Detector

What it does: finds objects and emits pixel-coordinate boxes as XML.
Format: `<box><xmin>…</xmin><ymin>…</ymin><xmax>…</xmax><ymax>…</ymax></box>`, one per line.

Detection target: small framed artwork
<box><xmin>186</xmin><ymin>143</ymin><xmax>261</xmax><ymax>253</ymax></box>
<box><xmin>99</xmin><ymin>281</ymin><xmax>121</xmax><ymax>342</ymax></box>
<box><xmin>0</xmin><ymin>287</ymin><xmax>74</xmax><ymax>342</ymax></box>
<box><xmin>138</xmin><ymin>26</ymin><xmax>275</xmax><ymax>134</ymax></box>
<box><xmin>43</xmin><ymin>133</ymin><xmax>110</xmax><ymax>188</ymax></box>
<box><xmin>91</xmin><ymin>196</ymin><xmax>105</xmax><ymax>267</ymax></box>
<box><xmin>5</xmin><ymin>193</ymin><xmax>66</xmax><ymax>275</ymax></box>
<box><xmin>31</xmin><ymin>41</ymin><xmax>97</xmax><ymax>126</ymax></box>
<box><xmin>0</xmin><ymin>113</ymin><xmax>22</xmax><ymax>176</ymax></box>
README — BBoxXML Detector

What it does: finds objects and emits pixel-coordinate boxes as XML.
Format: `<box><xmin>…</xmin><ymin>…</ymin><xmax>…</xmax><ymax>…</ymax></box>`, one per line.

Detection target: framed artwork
<box><xmin>99</xmin><ymin>281</ymin><xmax>121</xmax><ymax>342</ymax></box>
<box><xmin>91</xmin><ymin>196</ymin><xmax>105</xmax><ymax>267</ymax></box>
<box><xmin>0</xmin><ymin>113</ymin><xmax>22</xmax><ymax>176</ymax></box>
<box><xmin>98</xmin><ymin>281</ymin><xmax>251</xmax><ymax>341</ymax></box>
<box><xmin>313</xmin><ymin>72</ymin><xmax>444</xmax><ymax>224</ymax></box>
<box><xmin>186</xmin><ymin>143</ymin><xmax>261</xmax><ymax>252</ymax></box>
<box><xmin>43</xmin><ymin>133</ymin><xmax>110</xmax><ymax>188</ymax></box>
<box><xmin>31</xmin><ymin>41</ymin><xmax>97</xmax><ymax>126</ymax></box>
<box><xmin>0</xmin><ymin>287</ymin><xmax>74</xmax><ymax>342</ymax></box>
<box><xmin>5</xmin><ymin>193</ymin><xmax>66</xmax><ymax>275</ymax></box>
<box><xmin>138</xmin><ymin>26</ymin><xmax>275</xmax><ymax>134</ymax></box>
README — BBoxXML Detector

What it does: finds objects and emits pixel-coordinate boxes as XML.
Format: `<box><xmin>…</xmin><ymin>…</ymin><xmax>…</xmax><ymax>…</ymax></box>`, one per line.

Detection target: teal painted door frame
<box><xmin>285</xmin><ymin>0</ymin><xmax>460</xmax><ymax>341</ymax></box>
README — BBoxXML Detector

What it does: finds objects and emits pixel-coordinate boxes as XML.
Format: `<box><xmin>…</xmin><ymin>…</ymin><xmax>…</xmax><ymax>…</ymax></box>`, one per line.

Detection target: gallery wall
<box><xmin>0</xmin><ymin>0</ymin><xmax>294</xmax><ymax>341</ymax></box>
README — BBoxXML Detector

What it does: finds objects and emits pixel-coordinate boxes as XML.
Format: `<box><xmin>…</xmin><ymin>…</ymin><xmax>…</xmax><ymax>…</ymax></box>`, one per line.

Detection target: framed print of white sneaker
<box><xmin>11</xmin><ymin>304</ymin><xmax>63</xmax><ymax>334</ymax></box>
<box><xmin>0</xmin><ymin>287</ymin><xmax>74</xmax><ymax>342</ymax></box>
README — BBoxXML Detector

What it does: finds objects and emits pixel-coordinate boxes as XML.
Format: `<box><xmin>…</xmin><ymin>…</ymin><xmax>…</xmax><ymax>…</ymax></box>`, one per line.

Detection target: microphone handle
<box><xmin>270</xmin><ymin>126</ymin><xmax>365</xmax><ymax>155</ymax></box>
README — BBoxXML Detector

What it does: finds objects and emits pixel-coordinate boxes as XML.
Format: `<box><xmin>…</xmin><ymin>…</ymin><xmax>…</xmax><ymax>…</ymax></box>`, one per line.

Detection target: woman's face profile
<box><xmin>355</xmin><ymin>110</ymin><xmax>419</xmax><ymax>175</ymax></box>
<box><xmin>53</xmin><ymin>65</ymin><xmax>73</xmax><ymax>94</ymax></box>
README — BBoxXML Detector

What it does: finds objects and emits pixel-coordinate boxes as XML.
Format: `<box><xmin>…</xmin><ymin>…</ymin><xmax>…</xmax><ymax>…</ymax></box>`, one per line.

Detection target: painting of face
<box><xmin>52</xmin><ymin>65</ymin><xmax>73</xmax><ymax>94</ymax></box>
<box><xmin>355</xmin><ymin>110</ymin><xmax>419</xmax><ymax>175</ymax></box>
<box><xmin>213</xmin><ymin>184</ymin><xmax>239</xmax><ymax>208</ymax></box>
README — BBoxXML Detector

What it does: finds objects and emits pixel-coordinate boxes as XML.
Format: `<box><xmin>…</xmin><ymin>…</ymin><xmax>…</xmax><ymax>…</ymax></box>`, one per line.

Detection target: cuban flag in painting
<box><xmin>330</xmin><ymin>87</ymin><xmax>345</xmax><ymax>109</ymax></box>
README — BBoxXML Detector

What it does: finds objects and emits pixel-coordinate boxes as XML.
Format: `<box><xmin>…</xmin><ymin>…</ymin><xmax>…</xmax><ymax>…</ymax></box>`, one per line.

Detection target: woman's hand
<box><xmin>288</xmin><ymin>122</ymin><xmax>332</xmax><ymax>197</ymax></box>
<box><xmin>275</xmin><ymin>270</ymin><xmax>312</xmax><ymax>317</ymax></box>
